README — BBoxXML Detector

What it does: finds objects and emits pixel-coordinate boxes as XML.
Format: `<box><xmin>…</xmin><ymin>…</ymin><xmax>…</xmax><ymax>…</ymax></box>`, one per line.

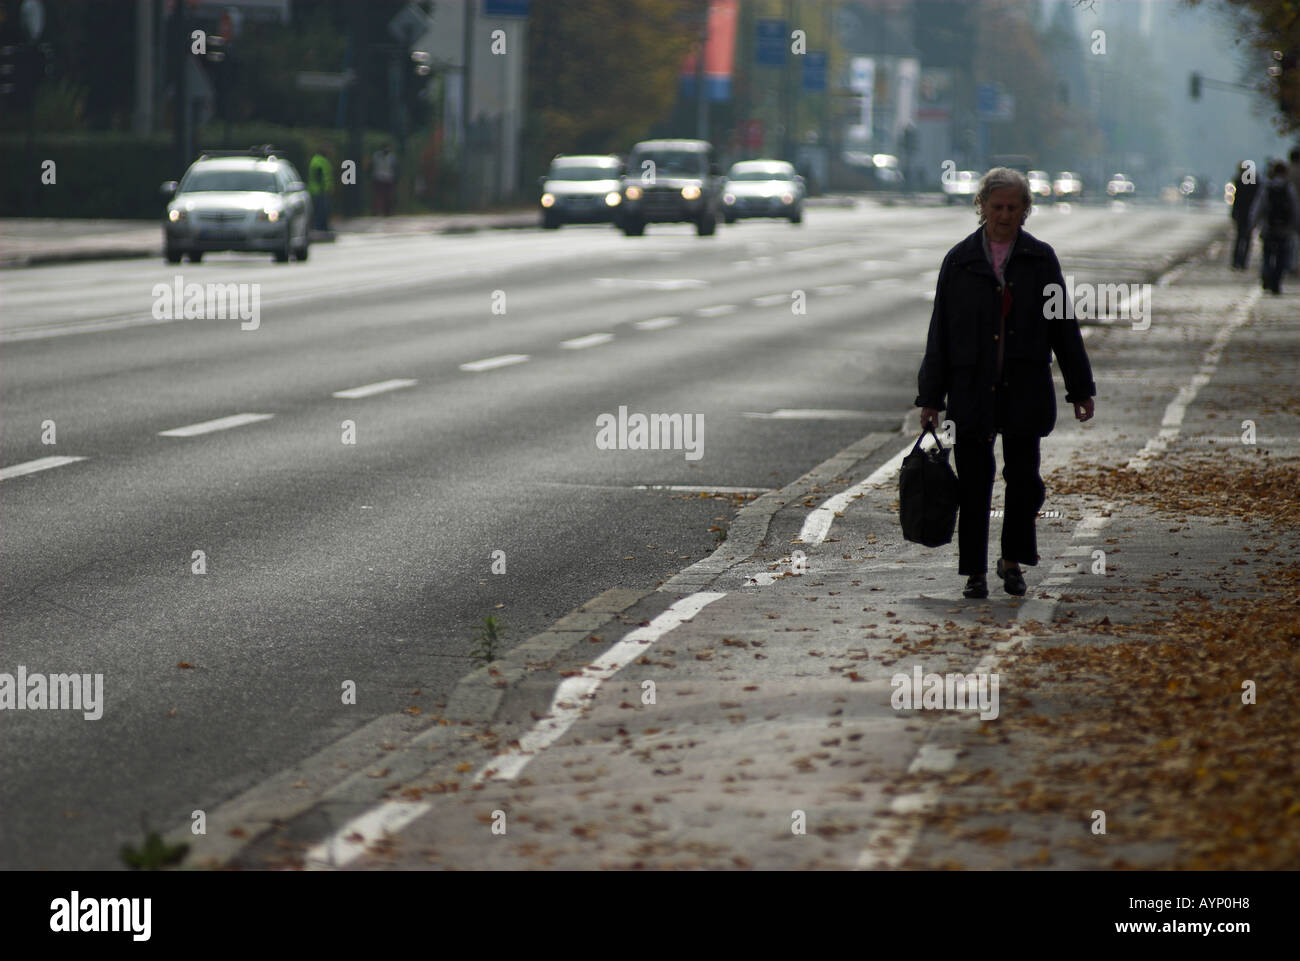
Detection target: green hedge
<box><xmin>0</xmin><ymin>134</ymin><xmax>175</xmax><ymax>219</ymax></box>
<box><xmin>0</xmin><ymin>124</ymin><xmax>429</xmax><ymax>219</ymax></box>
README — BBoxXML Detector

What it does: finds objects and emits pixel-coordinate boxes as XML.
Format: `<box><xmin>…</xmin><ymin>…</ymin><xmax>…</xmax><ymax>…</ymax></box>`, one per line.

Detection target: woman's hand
<box><xmin>1074</xmin><ymin>398</ymin><xmax>1095</xmax><ymax>422</ymax></box>
<box><xmin>920</xmin><ymin>407</ymin><xmax>942</xmax><ymax>431</ymax></box>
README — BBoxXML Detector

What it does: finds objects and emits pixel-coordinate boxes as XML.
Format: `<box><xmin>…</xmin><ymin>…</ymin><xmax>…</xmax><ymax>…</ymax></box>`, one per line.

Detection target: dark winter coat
<box><xmin>1249</xmin><ymin>176</ymin><xmax>1299</xmax><ymax>240</ymax></box>
<box><xmin>915</xmin><ymin>226</ymin><xmax>1096</xmax><ymax>439</ymax></box>
<box><xmin>1231</xmin><ymin>178</ymin><xmax>1259</xmax><ymax>227</ymax></box>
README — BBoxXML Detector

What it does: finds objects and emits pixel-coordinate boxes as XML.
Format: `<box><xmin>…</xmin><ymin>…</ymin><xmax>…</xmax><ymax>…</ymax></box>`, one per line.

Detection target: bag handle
<box><xmin>912</xmin><ymin>426</ymin><xmax>944</xmax><ymax>454</ymax></box>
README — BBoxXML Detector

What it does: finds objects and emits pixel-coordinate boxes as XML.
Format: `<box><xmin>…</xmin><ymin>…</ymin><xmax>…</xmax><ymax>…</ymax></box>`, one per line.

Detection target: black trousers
<box><xmin>1232</xmin><ymin>221</ymin><xmax>1252</xmax><ymax>269</ymax></box>
<box><xmin>1261</xmin><ymin>234</ymin><xmax>1287</xmax><ymax>292</ymax></box>
<box><xmin>954</xmin><ymin>428</ymin><xmax>1045</xmax><ymax>576</ymax></box>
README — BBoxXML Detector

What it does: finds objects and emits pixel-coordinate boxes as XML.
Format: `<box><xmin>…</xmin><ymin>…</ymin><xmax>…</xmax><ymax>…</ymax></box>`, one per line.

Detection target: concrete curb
<box><xmin>0</xmin><ymin>247</ymin><xmax>160</xmax><ymax>269</ymax></box>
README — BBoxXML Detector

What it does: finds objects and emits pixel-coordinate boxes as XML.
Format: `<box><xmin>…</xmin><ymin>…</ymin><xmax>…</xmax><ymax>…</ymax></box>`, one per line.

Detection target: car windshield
<box><xmin>182</xmin><ymin>168</ymin><xmax>281</xmax><ymax>193</ymax></box>
<box><xmin>729</xmin><ymin>167</ymin><xmax>792</xmax><ymax>182</ymax></box>
<box><xmin>630</xmin><ymin>150</ymin><xmax>704</xmax><ymax>176</ymax></box>
<box><xmin>549</xmin><ymin>165</ymin><xmax>618</xmax><ymax>181</ymax></box>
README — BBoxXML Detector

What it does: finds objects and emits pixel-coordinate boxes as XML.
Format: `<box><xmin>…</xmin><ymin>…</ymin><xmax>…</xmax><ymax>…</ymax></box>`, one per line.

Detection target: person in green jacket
<box><xmin>308</xmin><ymin>147</ymin><xmax>332</xmax><ymax>231</ymax></box>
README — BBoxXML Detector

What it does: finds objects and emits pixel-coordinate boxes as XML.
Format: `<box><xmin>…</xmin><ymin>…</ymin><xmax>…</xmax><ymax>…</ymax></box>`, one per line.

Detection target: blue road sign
<box><xmin>803</xmin><ymin>51</ymin><xmax>827</xmax><ymax>91</ymax></box>
<box><xmin>484</xmin><ymin>0</ymin><xmax>529</xmax><ymax>17</ymax></box>
<box><xmin>757</xmin><ymin>19</ymin><xmax>786</xmax><ymax>67</ymax></box>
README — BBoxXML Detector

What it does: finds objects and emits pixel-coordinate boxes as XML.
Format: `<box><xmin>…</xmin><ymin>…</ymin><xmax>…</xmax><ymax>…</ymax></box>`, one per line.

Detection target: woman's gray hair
<box><xmin>974</xmin><ymin>166</ymin><xmax>1032</xmax><ymax>223</ymax></box>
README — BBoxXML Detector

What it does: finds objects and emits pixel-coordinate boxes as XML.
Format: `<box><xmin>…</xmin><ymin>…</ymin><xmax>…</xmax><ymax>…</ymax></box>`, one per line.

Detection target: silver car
<box><xmin>161</xmin><ymin>150</ymin><xmax>312</xmax><ymax>263</ymax></box>
<box><xmin>722</xmin><ymin>160</ymin><xmax>805</xmax><ymax>224</ymax></box>
<box><xmin>538</xmin><ymin>155</ymin><xmax>624</xmax><ymax>229</ymax></box>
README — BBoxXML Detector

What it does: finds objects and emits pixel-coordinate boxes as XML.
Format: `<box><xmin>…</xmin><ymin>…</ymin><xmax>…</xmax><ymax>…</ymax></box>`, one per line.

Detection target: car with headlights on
<box><xmin>942</xmin><ymin>169</ymin><xmax>980</xmax><ymax>205</ymax></box>
<box><xmin>1106</xmin><ymin>173</ymin><xmax>1136</xmax><ymax>198</ymax></box>
<box><xmin>1028</xmin><ymin>169</ymin><xmax>1053</xmax><ymax>199</ymax></box>
<box><xmin>538</xmin><ymin>154</ymin><xmax>624</xmax><ymax>229</ymax></box>
<box><xmin>161</xmin><ymin>147</ymin><xmax>311</xmax><ymax>263</ymax></box>
<box><xmin>1053</xmin><ymin>170</ymin><xmax>1084</xmax><ymax>201</ymax></box>
<box><xmin>619</xmin><ymin>139</ymin><xmax>722</xmax><ymax>236</ymax></box>
<box><xmin>722</xmin><ymin>160</ymin><xmax>805</xmax><ymax>224</ymax></box>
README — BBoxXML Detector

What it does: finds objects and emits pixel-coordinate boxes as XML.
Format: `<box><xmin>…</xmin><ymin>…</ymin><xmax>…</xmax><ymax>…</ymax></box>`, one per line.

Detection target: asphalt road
<box><xmin>0</xmin><ymin>200</ymin><xmax>1224</xmax><ymax>868</ymax></box>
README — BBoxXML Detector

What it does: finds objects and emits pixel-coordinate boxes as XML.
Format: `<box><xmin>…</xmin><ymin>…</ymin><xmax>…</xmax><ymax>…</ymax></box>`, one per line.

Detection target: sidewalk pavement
<box><xmin>0</xmin><ymin>195</ymin><xmax>902</xmax><ymax>269</ymax></box>
<box><xmin>212</xmin><ymin>231</ymin><xmax>1300</xmax><ymax>871</ymax></box>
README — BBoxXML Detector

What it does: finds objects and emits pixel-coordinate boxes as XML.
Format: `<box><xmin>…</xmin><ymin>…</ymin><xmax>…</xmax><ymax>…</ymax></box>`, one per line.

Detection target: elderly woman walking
<box><xmin>915</xmin><ymin>167</ymin><xmax>1096</xmax><ymax>599</ymax></box>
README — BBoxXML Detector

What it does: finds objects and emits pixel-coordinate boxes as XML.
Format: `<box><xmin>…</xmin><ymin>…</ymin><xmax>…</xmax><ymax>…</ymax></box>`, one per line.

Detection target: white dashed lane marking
<box><xmin>332</xmin><ymin>379</ymin><xmax>417</xmax><ymax>399</ymax></box>
<box><xmin>696</xmin><ymin>304</ymin><xmax>737</xmax><ymax>317</ymax></box>
<box><xmin>158</xmin><ymin>413</ymin><xmax>275</xmax><ymax>437</ymax></box>
<box><xmin>561</xmin><ymin>333</ymin><xmax>614</xmax><ymax>350</ymax></box>
<box><xmin>459</xmin><ymin>354</ymin><xmax>530</xmax><ymax>372</ymax></box>
<box><xmin>634</xmin><ymin>316</ymin><xmax>680</xmax><ymax>330</ymax></box>
<box><xmin>0</xmin><ymin>456</ymin><xmax>89</xmax><ymax>482</ymax></box>
<box><xmin>593</xmin><ymin>278</ymin><xmax>708</xmax><ymax>290</ymax></box>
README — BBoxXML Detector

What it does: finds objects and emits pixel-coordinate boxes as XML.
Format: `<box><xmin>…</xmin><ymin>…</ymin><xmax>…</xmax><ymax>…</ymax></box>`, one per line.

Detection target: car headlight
<box><xmin>723</xmin><ymin>193</ymin><xmax>735</xmax><ymax>205</ymax></box>
<box><xmin>625</xmin><ymin>185</ymin><xmax>642</xmax><ymax>200</ymax></box>
<box><xmin>681</xmin><ymin>185</ymin><xmax>701</xmax><ymax>200</ymax></box>
<box><xmin>168</xmin><ymin>208</ymin><xmax>184</xmax><ymax>223</ymax></box>
<box><xmin>258</xmin><ymin>208</ymin><xmax>281</xmax><ymax>222</ymax></box>
<box><xmin>540</xmin><ymin>193</ymin><xmax>556</xmax><ymax>208</ymax></box>
<box><xmin>781</xmin><ymin>193</ymin><xmax>794</xmax><ymax>204</ymax></box>
<box><xmin>604</xmin><ymin>192</ymin><xmax>621</xmax><ymax>207</ymax></box>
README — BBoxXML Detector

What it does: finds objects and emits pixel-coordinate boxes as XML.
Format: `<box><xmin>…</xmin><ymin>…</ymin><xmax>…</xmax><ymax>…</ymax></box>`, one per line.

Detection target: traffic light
<box><xmin>1190</xmin><ymin>71</ymin><xmax>1201</xmax><ymax>100</ymax></box>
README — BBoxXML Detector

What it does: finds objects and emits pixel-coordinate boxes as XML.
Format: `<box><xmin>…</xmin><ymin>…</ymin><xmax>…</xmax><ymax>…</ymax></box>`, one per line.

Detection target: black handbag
<box><xmin>899</xmin><ymin>428</ymin><xmax>959</xmax><ymax>548</ymax></box>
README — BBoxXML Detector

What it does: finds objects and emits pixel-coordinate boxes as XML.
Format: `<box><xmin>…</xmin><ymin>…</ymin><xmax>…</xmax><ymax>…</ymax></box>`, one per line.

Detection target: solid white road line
<box><xmin>158</xmin><ymin>413</ymin><xmax>274</xmax><ymax>437</ymax></box>
<box><xmin>459</xmin><ymin>353</ymin><xmax>529</xmax><ymax>372</ymax></box>
<box><xmin>743</xmin><ymin>409</ymin><xmax>873</xmax><ymax>420</ymax></box>
<box><xmin>0</xmin><ymin>455</ymin><xmax>88</xmax><ymax>482</ymax></box>
<box><xmin>634</xmin><ymin>316</ymin><xmax>680</xmax><ymax>330</ymax></box>
<box><xmin>332</xmin><ymin>378</ymin><xmax>417</xmax><ymax>399</ymax></box>
<box><xmin>303</xmin><ymin>800</ymin><xmax>432</xmax><ymax>871</ymax></box>
<box><xmin>1125</xmin><ymin>289</ymin><xmax>1259</xmax><ymax>472</ymax></box>
<box><xmin>474</xmin><ymin>591</ymin><xmax>727</xmax><ymax>783</ymax></box>
<box><xmin>561</xmin><ymin>333</ymin><xmax>614</xmax><ymax>350</ymax></box>
<box><xmin>696</xmin><ymin>304</ymin><xmax>738</xmax><ymax>317</ymax></box>
<box><xmin>799</xmin><ymin>441</ymin><xmax>913</xmax><ymax>546</ymax></box>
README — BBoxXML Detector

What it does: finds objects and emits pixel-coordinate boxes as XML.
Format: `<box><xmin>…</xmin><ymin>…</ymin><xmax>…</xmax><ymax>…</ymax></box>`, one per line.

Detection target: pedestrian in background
<box><xmin>1229</xmin><ymin>160</ymin><xmax>1259</xmax><ymax>271</ymax></box>
<box><xmin>916</xmin><ymin>167</ymin><xmax>1096</xmax><ymax>600</ymax></box>
<box><xmin>1288</xmin><ymin>147</ymin><xmax>1300</xmax><ymax>276</ymax></box>
<box><xmin>371</xmin><ymin>142</ymin><xmax>397</xmax><ymax>217</ymax></box>
<box><xmin>308</xmin><ymin>146</ymin><xmax>333</xmax><ymax>232</ymax></box>
<box><xmin>1251</xmin><ymin>159</ymin><xmax>1297</xmax><ymax>295</ymax></box>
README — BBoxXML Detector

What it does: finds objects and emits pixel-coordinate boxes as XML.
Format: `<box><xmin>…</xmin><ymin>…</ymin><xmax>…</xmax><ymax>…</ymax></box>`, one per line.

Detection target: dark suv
<box><xmin>619</xmin><ymin>139</ymin><xmax>723</xmax><ymax>237</ymax></box>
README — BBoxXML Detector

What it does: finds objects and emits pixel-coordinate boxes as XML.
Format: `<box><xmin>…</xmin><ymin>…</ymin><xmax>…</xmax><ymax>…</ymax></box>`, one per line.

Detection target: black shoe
<box><xmin>963</xmin><ymin>574</ymin><xmax>988</xmax><ymax>599</ymax></box>
<box><xmin>997</xmin><ymin>559</ymin><xmax>1027</xmax><ymax>596</ymax></box>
